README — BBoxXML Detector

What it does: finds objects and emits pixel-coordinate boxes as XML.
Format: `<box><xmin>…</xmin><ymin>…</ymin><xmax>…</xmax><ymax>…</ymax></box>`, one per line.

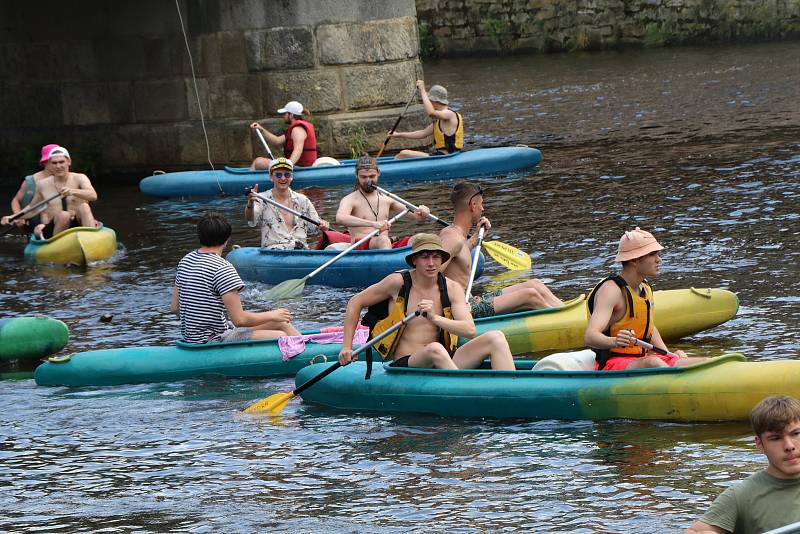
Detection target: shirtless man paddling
<box><xmin>2</xmin><ymin>146</ymin><xmax>98</xmax><ymax>239</ymax></box>
<box><xmin>335</xmin><ymin>155</ymin><xmax>431</xmax><ymax>249</ymax></box>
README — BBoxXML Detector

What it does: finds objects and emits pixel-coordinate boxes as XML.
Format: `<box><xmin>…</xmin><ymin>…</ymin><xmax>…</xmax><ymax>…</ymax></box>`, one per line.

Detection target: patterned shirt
<box><xmin>175</xmin><ymin>250</ymin><xmax>244</xmax><ymax>343</ymax></box>
<box><xmin>248</xmin><ymin>189</ymin><xmax>321</xmax><ymax>250</ymax></box>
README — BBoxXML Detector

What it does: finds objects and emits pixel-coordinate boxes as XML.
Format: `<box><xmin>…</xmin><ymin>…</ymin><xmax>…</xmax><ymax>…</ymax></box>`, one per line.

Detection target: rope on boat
<box><xmin>174</xmin><ymin>0</ymin><xmax>224</xmax><ymax>195</ymax></box>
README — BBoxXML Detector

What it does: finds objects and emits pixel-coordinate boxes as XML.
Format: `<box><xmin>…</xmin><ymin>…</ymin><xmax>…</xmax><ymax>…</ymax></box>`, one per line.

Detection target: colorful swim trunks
<box><xmin>468</xmin><ymin>288</ymin><xmax>503</xmax><ymax>318</ymax></box>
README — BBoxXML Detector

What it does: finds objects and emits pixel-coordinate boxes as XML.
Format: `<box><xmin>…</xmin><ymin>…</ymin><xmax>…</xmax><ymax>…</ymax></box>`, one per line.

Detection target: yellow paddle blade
<box><xmin>483</xmin><ymin>240</ymin><xmax>532</xmax><ymax>271</ymax></box>
<box><xmin>260</xmin><ymin>277</ymin><xmax>307</xmax><ymax>301</ymax></box>
<box><xmin>243</xmin><ymin>391</ymin><xmax>296</xmax><ymax>414</ymax></box>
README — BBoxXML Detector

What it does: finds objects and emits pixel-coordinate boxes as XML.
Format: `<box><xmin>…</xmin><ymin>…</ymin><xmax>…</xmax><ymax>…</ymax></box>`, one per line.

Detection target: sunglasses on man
<box><xmin>273</xmin><ymin>171</ymin><xmax>293</xmax><ymax>179</ymax></box>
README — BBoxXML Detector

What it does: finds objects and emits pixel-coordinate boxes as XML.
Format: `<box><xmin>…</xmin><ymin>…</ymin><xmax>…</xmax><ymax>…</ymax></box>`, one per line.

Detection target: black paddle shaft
<box><xmin>292</xmin><ymin>311</ymin><xmax>421</xmax><ymax>396</ymax></box>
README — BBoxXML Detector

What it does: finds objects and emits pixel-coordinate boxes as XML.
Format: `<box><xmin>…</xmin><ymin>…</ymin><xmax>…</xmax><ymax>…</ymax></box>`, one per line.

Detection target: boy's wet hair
<box><xmin>750</xmin><ymin>395</ymin><xmax>800</xmax><ymax>437</ymax></box>
<box><xmin>450</xmin><ymin>181</ymin><xmax>483</xmax><ymax>209</ymax></box>
<box><xmin>198</xmin><ymin>211</ymin><xmax>232</xmax><ymax>247</ymax></box>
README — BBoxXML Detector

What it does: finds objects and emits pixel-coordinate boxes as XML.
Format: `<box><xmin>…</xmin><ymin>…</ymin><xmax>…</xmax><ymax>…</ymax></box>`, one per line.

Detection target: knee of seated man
<box><xmin>424</xmin><ymin>342</ymin><xmax>450</xmax><ymax>358</ymax></box>
<box><xmin>481</xmin><ymin>330</ymin><xmax>507</xmax><ymax>345</ymax></box>
<box><xmin>640</xmin><ymin>356</ymin><xmax>669</xmax><ymax>368</ymax></box>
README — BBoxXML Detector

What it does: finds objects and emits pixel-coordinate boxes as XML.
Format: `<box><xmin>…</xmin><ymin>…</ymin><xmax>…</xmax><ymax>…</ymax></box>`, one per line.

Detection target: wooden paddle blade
<box><xmin>260</xmin><ymin>277</ymin><xmax>307</xmax><ymax>301</ymax></box>
<box><xmin>483</xmin><ymin>240</ymin><xmax>532</xmax><ymax>271</ymax></box>
<box><xmin>243</xmin><ymin>391</ymin><xmax>295</xmax><ymax>414</ymax></box>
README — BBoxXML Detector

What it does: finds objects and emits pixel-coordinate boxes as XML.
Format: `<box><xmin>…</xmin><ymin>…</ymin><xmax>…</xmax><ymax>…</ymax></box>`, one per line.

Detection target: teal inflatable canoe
<box><xmin>0</xmin><ymin>316</ymin><xmax>69</xmax><ymax>361</ymax></box>
<box><xmin>33</xmin><ymin>287</ymin><xmax>737</xmax><ymax>387</ymax></box>
<box><xmin>139</xmin><ymin>147</ymin><xmax>542</xmax><ymax>197</ymax></box>
<box><xmin>293</xmin><ymin>354</ymin><xmax>800</xmax><ymax>421</ymax></box>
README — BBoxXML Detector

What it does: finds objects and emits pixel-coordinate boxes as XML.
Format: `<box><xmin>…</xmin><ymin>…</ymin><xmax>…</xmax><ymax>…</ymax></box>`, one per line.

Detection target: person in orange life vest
<box><xmin>389</xmin><ymin>80</ymin><xmax>464</xmax><ymax>159</ymax></box>
<box><xmin>584</xmin><ymin>227</ymin><xmax>708</xmax><ymax>371</ymax></box>
<box><xmin>249</xmin><ymin>100</ymin><xmax>317</xmax><ymax>166</ymax></box>
<box><xmin>335</xmin><ymin>156</ymin><xmax>431</xmax><ymax>250</ymax></box>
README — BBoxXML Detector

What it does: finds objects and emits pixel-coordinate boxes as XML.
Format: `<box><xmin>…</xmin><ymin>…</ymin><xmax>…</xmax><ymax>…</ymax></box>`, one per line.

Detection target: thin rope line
<box><xmin>174</xmin><ymin>0</ymin><xmax>223</xmax><ymax>194</ymax></box>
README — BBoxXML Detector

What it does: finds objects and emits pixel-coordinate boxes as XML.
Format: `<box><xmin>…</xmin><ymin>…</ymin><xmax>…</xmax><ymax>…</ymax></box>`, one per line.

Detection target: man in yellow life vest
<box><xmin>389</xmin><ymin>80</ymin><xmax>463</xmax><ymax>159</ymax></box>
<box><xmin>585</xmin><ymin>227</ymin><xmax>708</xmax><ymax>371</ymax></box>
<box><xmin>338</xmin><ymin>233</ymin><xmax>514</xmax><ymax>373</ymax></box>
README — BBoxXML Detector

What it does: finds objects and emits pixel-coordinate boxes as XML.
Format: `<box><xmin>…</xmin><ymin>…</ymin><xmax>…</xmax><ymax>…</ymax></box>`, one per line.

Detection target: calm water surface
<box><xmin>1</xmin><ymin>42</ymin><xmax>798</xmax><ymax>532</ymax></box>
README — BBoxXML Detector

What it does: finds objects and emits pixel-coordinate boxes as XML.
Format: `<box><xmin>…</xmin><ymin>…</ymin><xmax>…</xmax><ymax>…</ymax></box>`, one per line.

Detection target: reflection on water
<box><xmin>1</xmin><ymin>41</ymin><xmax>799</xmax><ymax>532</ymax></box>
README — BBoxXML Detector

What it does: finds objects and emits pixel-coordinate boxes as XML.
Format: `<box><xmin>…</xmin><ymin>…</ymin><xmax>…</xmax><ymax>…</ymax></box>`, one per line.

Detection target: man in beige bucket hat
<box><xmin>389</xmin><ymin>79</ymin><xmax>464</xmax><ymax>159</ymax></box>
<box><xmin>338</xmin><ymin>233</ymin><xmax>514</xmax><ymax>373</ymax></box>
<box><xmin>584</xmin><ymin>227</ymin><xmax>707</xmax><ymax>371</ymax></box>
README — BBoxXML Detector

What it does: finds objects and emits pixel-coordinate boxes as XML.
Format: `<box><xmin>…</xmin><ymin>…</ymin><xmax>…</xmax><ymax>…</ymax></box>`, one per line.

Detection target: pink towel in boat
<box><xmin>279</xmin><ymin>328</ymin><xmax>369</xmax><ymax>361</ymax></box>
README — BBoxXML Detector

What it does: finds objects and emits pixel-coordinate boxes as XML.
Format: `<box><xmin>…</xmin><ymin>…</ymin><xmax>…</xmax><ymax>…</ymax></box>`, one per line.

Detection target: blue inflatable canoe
<box><xmin>139</xmin><ymin>147</ymin><xmax>542</xmax><ymax>197</ymax></box>
<box><xmin>227</xmin><ymin>245</ymin><xmax>485</xmax><ymax>288</ymax></box>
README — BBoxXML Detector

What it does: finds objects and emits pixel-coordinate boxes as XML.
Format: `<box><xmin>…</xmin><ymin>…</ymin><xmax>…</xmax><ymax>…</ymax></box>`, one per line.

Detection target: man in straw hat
<box><xmin>585</xmin><ymin>227</ymin><xmax>708</xmax><ymax>371</ymax></box>
<box><xmin>338</xmin><ymin>233</ymin><xmax>514</xmax><ymax>371</ymax></box>
<box><xmin>335</xmin><ymin>155</ymin><xmax>431</xmax><ymax>249</ymax></box>
<box><xmin>389</xmin><ymin>79</ymin><xmax>464</xmax><ymax>159</ymax></box>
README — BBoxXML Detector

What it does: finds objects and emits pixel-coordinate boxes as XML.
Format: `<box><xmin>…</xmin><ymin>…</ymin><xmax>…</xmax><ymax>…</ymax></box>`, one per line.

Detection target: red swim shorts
<box><xmin>600</xmin><ymin>354</ymin><xmax>680</xmax><ymax>371</ymax></box>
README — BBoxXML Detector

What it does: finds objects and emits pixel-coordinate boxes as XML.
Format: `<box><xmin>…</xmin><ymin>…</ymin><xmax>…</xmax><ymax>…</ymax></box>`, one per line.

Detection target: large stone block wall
<box><xmin>417</xmin><ymin>0</ymin><xmax>800</xmax><ymax>56</ymax></box>
<box><xmin>0</xmin><ymin>0</ymin><xmax>429</xmax><ymax>178</ymax></box>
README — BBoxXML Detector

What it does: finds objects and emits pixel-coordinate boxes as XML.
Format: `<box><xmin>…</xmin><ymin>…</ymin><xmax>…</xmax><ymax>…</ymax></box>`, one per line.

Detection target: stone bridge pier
<box><xmin>0</xmin><ymin>0</ymin><xmax>428</xmax><ymax>179</ymax></box>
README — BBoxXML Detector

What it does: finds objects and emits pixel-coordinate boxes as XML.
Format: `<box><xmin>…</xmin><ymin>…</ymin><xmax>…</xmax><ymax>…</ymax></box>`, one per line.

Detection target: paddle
<box><xmin>243</xmin><ymin>310</ymin><xmax>420</xmax><ymax>414</ymax></box>
<box><xmin>261</xmin><ymin>209</ymin><xmax>410</xmax><ymax>300</ymax></box>
<box><xmin>634</xmin><ymin>338</ymin><xmax>681</xmax><ymax>358</ymax></box>
<box><xmin>254</xmin><ymin>127</ymin><xmax>276</xmax><ymax>160</ymax></box>
<box><xmin>376</xmin><ymin>86</ymin><xmax>418</xmax><ymax>158</ymax></box>
<box><xmin>369</xmin><ymin>182</ymin><xmax>532</xmax><ymax>271</ymax></box>
<box><xmin>253</xmin><ymin>192</ymin><xmax>324</xmax><ymax>227</ymax></box>
<box><xmin>465</xmin><ymin>226</ymin><xmax>485</xmax><ymax>302</ymax></box>
<box><xmin>0</xmin><ymin>192</ymin><xmax>62</xmax><ymax>237</ymax></box>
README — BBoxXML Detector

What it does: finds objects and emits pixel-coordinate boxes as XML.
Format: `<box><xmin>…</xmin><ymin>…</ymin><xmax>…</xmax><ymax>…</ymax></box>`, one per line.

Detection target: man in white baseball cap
<box><xmin>249</xmin><ymin>100</ymin><xmax>318</xmax><ymax>167</ymax></box>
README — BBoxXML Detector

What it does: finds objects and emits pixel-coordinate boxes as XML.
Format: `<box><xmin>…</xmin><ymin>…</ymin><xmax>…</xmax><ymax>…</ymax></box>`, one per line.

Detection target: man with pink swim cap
<box><xmin>1</xmin><ymin>144</ymin><xmax>61</xmax><ymax>233</ymax></box>
<box><xmin>1</xmin><ymin>144</ymin><xmax>98</xmax><ymax>238</ymax></box>
<box><xmin>584</xmin><ymin>227</ymin><xmax>708</xmax><ymax>371</ymax></box>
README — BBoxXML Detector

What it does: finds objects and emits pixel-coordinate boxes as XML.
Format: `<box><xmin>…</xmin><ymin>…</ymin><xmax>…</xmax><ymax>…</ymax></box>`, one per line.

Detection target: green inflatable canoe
<box><xmin>293</xmin><ymin>354</ymin><xmax>800</xmax><ymax>421</ymax></box>
<box><xmin>0</xmin><ymin>316</ymin><xmax>69</xmax><ymax>361</ymax></box>
<box><xmin>34</xmin><ymin>287</ymin><xmax>737</xmax><ymax>387</ymax></box>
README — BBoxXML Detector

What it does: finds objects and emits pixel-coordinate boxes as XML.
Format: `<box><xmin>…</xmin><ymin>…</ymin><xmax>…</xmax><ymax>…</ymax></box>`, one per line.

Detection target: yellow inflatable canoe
<box><xmin>24</xmin><ymin>223</ymin><xmax>117</xmax><ymax>265</ymax></box>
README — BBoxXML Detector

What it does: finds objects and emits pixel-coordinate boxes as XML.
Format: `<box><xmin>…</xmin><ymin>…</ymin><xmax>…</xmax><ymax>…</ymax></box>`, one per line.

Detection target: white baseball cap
<box><xmin>277</xmin><ymin>101</ymin><xmax>304</xmax><ymax>115</ymax></box>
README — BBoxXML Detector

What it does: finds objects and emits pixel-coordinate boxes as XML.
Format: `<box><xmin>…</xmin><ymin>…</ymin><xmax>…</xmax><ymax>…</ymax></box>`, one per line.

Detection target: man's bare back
<box><xmin>439</xmin><ymin>224</ymin><xmax>472</xmax><ymax>288</ymax></box>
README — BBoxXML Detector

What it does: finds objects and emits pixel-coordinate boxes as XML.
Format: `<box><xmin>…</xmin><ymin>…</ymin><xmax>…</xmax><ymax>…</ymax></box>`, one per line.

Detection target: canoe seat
<box><xmin>325</xmin><ymin>242</ymin><xmax>350</xmax><ymax>251</ymax></box>
<box><xmin>532</xmin><ymin>349</ymin><xmax>597</xmax><ymax>371</ymax></box>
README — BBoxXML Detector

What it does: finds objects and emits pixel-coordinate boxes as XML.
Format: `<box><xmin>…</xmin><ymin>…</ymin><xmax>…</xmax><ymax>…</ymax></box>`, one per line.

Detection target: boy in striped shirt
<box><xmin>171</xmin><ymin>212</ymin><xmax>299</xmax><ymax>343</ymax></box>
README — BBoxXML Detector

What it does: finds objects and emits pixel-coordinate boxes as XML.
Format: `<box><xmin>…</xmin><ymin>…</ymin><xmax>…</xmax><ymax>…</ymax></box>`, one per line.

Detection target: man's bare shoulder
<box><xmin>71</xmin><ymin>172</ymin><xmax>93</xmax><ymax>185</ymax></box>
<box><xmin>439</xmin><ymin>225</ymin><xmax>464</xmax><ymax>242</ymax></box>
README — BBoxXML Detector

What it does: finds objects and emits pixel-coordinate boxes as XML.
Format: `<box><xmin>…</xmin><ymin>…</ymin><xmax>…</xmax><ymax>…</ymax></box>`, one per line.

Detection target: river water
<box><xmin>1</xmin><ymin>42</ymin><xmax>798</xmax><ymax>532</ymax></box>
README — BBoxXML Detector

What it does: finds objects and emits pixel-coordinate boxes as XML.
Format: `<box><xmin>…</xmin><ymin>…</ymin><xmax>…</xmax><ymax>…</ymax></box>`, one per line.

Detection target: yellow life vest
<box><xmin>587</xmin><ymin>275</ymin><xmax>654</xmax><ymax>368</ymax></box>
<box><xmin>361</xmin><ymin>270</ymin><xmax>457</xmax><ymax>378</ymax></box>
<box><xmin>433</xmin><ymin>112</ymin><xmax>463</xmax><ymax>153</ymax></box>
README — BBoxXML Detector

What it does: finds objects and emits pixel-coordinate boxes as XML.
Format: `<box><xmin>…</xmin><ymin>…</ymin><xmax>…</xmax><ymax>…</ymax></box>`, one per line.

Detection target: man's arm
<box><xmin>389</xmin><ymin>124</ymin><xmax>433</xmax><ymax>140</ymax></box>
<box><xmin>339</xmin><ymin>273</ymin><xmax>402</xmax><ymax>365</ymax></box>
<box><xmin>287</xmin><ymin>127</ymin><xmax>307</xmax><ymax>164</ymax></box>
<box><xmin>222</xmin><ymin>289</ymin><xmax>293</xmax><ymax>327</ymax></box>
<box><xmin>683</xmin><ymin>521</ymin><xmax>726</xmax><ymax>534</ymax></box>
<box><xmin>388</xmin><ymin>197</ymin><xmax>430</xmax><ymax>221</ymax></box>
<box><xmin>250</xmin><ymin>122</ymin><xmax>286</xmax><ymax>147</ymax></box>
<box><xmin>585</xmin><ymin>282</ymin><xmax>626</xmax><ymax>349</ymax></box>
<box><xmin>170</xmin><ymin>286</ymin><xmax>179</xmax><ymax>315</ymax></box>
<box><xmin>416</xmin><ymin>279</ymin><xmax>476</xmax><ymax>339</ymax></box>
<box><xmin>10</xmin><ymin>179</ymin><xmax>28</xmax><ymax>213</ymax></box>
<box><xmin>66</xmin><ymin>174</ymin><xmax>97</xmax><ymax>202</ymax></box>
<box><xmin>302</xmin><ymin>197</ymin><xmax>328</xmax><ymax>232</ymax></box>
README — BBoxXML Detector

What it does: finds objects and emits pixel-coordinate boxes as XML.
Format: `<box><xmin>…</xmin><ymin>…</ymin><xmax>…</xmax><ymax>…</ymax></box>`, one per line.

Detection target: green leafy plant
<box><xmin>347</xmin><ymin>125</ymin><xmax>369</xmax><ymax>159</ymax></box>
